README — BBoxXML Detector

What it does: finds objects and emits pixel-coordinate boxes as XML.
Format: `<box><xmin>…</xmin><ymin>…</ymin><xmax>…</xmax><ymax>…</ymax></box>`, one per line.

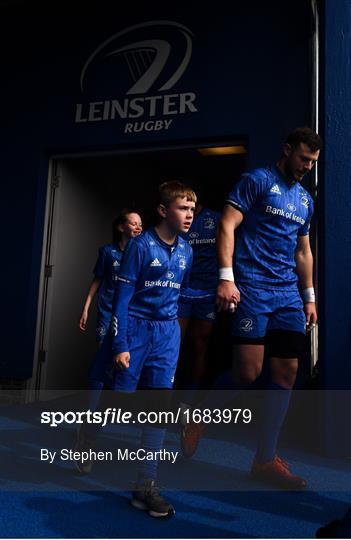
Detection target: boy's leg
<box><xmin>74</xmin><ymin>384</ymin><xmax>115</xmax><ymax>474</ymax></box>
<box><xmin>132</xmin><ymin>389</ymin><xmax>175</xmax><ymax>518</ymax></box>
<box><xmin>132</xmin><ymin>399</ymin><xmax>175</xmax><ymax>517</ymax></box>
<box><xmin>131</xmin><ymin>320</ymin><xmax>180</xmax><ymax>518</ymax></box>
<box><xmin>74</xmin><ymin>335</ymin><xmax>114</xmax><ymax>474</ymax></box>
<box><xmin>88</xmin><ymin>379</ymin><xmax>105</xmax><ymax>411</ymax></box>
<box><xmin>75</xmin><ymin>318</ymin><xmax>148</xmax><ymax>473</ymax></box>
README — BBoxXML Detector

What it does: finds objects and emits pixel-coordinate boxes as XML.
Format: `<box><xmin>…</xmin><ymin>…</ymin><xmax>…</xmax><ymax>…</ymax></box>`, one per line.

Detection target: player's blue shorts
<box><xmin>231</xmin><ymin>284</ymin><xmax>306</xmax><ymax>338</ymax></box>
<box><xmin>90</xmin><ymin>316</ymin><xmax>180</xmax><ymax>391</ymax></box>
<box><xmin>177</xmin><ymin>299</ymin><xmax>216</xmax><ymax>323</ymax></box>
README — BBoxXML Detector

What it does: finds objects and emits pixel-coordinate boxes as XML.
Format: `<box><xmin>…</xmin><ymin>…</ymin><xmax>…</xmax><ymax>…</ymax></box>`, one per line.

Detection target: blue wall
<box><xmin>319</xmin><ymin>0</ymin><xmax>351</xmax><ymax>454</ymax></box>
<box><xmin>0</xmin><ymin>2</ymin><xmax>312</xmax><ymax>379</ymax></box>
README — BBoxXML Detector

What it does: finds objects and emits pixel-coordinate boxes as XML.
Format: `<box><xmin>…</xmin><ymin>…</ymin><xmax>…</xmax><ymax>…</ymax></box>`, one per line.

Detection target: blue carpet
<box><xmin>0</xmin><ymin>490</ymin><xmax>350</xmax><ymax>538</ymax></box>
<box><xmin>0</xmin><ymin>405</ymin><xmax>350</xmax><ymax>537</ymax></box>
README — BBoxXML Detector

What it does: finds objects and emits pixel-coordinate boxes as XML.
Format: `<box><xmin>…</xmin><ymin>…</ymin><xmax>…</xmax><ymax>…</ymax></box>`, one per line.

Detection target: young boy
<box><xmin>89</xmin><ymin>181</ymin><xmax>197</xmax><ymax>518</ymax></box>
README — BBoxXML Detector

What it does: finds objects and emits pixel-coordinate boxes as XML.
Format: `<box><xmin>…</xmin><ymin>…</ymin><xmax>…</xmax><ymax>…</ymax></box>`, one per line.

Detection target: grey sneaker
<box><xmin>73</xmin><ymin>426</ymin><xmax>95</xmax><ymax>474</ymax></box>
<box><xmin>131</xmin><ymin>479</ymin><xmax>175</xmax><ymax>518</ymax></box>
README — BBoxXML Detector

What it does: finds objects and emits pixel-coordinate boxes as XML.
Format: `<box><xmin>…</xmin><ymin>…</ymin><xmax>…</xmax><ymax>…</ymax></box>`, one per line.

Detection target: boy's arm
<box><xmin>111</xmin><ymin>279</ymin><xmax>136</xmax><ymax>354</ymax></box>
<box><xmin>80</xmin><ymin>246</ymin><xmax>106</xmax><ymax>330</ymax></box>
<box><xmin>79</xmin><ymin>277</ymin><xmax>101</xmax><ymax>330</ymax></box>
<box><xmin>110</xmin><ymin>240</ymin><xmax>143</xmax><ymax>364</ymax></box>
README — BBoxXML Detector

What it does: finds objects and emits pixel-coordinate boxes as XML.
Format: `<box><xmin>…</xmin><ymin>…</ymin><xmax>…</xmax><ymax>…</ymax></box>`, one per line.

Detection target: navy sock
<box><xmin>138</xmin><ymin>426</ymin><xmax>167</xmax><ymax>483</ymax></box>
<box><xmin>88</xmin><ymin>379</ymin><xmax>104</xmax><ymax>411</ymax></box>
<box><xmin>254</xmin><ymin>382</ymin><xmax>292</xmax><ymax>464</ymax></box>
<box><xmin>212</xmin><ymin>370</ymin><xmax>238</xmax><ymax>390</ymax></box>
<box><xmin>181</xmin><ymin>381</ymin><xmax>200</xmax><ymax>407</ymax></box>
<box><xmin>202</xmin><ymin>370</ymin><xmax>241</xmax><ymax>409</ymax></box>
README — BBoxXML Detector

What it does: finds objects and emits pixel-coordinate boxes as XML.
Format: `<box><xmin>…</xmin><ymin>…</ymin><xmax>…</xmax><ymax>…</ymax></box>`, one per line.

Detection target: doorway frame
<box><xmin>27</xmin><ymin>136</ymin><xmax>248</xmax><ymax>402</ymax></box>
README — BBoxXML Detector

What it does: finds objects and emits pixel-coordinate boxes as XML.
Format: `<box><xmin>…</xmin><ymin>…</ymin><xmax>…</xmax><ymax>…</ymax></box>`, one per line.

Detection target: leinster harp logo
<box><xmin>76</xmin><ymin>21</ymin><xmax>198</xmax><ymax>134</ymax></box>
<box><xmin>80</xmin><ymin>21</ymin><xmax>193</xmax><ymax>95</ymax></box>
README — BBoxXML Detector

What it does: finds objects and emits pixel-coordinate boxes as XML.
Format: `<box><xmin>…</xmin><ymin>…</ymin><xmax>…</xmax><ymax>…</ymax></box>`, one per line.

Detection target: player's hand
<box><xmin>304</xmin><ymin>303</ymin><xmax>317</xmax><ymax>332</ymax></box>
<box><xmin>216</xmin><ymin>280</ymin><xmax>241</xmax><ymax>312</ymax></box>
<box><xmin>79</xmin><ymin>310</ymin><xmax>88</xmax><ymax>331</ymax></box>
<box><xmin>114</xmin><ymin>352</ymin><xmax>130</xmax><ymax>370</ymax></box>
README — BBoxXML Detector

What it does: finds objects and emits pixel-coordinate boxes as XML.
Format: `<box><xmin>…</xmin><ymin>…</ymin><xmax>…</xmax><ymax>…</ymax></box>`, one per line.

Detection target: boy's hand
<box><xmin>79</xmin><ymin>310</ymin><xmax>88</xmax><ymax>331</ymax></box>
<box><xmin>114</xmin><ymin>352</ymin><xmax>130</xmax><ymax>370</ymax></box>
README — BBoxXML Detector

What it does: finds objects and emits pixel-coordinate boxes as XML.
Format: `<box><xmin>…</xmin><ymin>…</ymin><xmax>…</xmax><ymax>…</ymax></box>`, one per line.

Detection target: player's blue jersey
<box><xmin>181</xmin><ymin>208</ymin><xmax>220</xmax><ymax>289</ymax></box>
<box><xmin>93</xmin><ymin>243</ymin><xmax>123</xmax><ymax>321</ymax></box>
<box><xmin>226</xmin><ymin>165</ymin><xmax>314</xmax><ymax>289</ymax></box>
<box><xmin>111</xmin><ymin>228</ymin><xmax>193</xmax><ymax>354</ymax></box>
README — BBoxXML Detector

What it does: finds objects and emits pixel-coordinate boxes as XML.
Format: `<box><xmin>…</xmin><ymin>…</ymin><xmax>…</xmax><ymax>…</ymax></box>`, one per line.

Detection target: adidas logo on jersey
<box><xmin>270</xmin><ymin>184</ymin><xmax>281</xmax><ymax>195</ymax></box>
<box><xmin>113</xmin><ymin>260</ymin><xmax>120</xmax><ymax>267</ymax></box>
<box><xmin>150</xmin><ymin>258</ymin><xmax>162</xmax><ymax>267</ymax></box>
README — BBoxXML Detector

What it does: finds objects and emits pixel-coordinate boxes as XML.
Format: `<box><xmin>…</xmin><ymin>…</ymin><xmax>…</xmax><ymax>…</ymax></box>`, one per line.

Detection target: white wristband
<box><xmin>219</xmin><ymin>267</ymin><xmax>234</xmax><ymax>282</ymax></box>
<box><xmin>302</xmin><ymin>287</ymin><xmax>315</xmax><ymax>303</ymax></box>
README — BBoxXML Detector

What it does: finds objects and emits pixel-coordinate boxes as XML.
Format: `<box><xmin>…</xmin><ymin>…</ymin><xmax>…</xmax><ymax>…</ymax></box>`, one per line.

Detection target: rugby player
<box><xmin>182</xmin><ymin>127</ymin><xmax>322</xmax><ymax>489</ymax></box>
<box><xmin>177</xmin><ymin>201</ymin><xmax>220</xmax><ymax>404</ymax></box>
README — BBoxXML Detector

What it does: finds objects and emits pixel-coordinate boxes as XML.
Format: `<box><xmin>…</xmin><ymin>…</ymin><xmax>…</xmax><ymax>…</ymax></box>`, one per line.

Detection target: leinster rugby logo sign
<box><xmin>75</xmin><ymin>21</ymin><xmax>198</xmax><ymax>134</ymax></box>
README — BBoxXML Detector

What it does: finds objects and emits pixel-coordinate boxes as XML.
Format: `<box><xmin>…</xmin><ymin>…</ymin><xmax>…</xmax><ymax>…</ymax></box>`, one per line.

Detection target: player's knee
<box><xmin>232</xmin><ymin>341</ymin><xmax>264</xmax><ymax>386</ymax></box>
<box><xmin>272</xmin><ymin>361</ymin><xmax>298</xmax><ymax>389</ymax></box>
<box><xmin>232</xmin><ymin>364</ymin><xmax>261</xmax><ymax>386</ymax></box>
<box><xmin>237</xmin><ymin>373</ymin><xmax>257</xmax><ymax>386</ymax></box>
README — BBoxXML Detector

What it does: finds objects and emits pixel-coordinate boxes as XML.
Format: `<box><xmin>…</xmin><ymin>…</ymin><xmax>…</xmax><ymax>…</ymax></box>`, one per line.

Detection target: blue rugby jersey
<box><xmin>182</xmin><ymin>208</ymin><xmax>220</xmax><ymax>289</ymax></box>
<box><xmin>226</xmin><ymin>165</ymin><xmax>314</xmax><ymax>289</ymax></box>
<box><xmin>93</xmin><ymin>243</ymin><xmax>123</xmax><ymax>321</ymax></box>
<box><xmin>111</xmin><ymin>228</ymin><xmax>193</xmax><ymax>354</ymax></box>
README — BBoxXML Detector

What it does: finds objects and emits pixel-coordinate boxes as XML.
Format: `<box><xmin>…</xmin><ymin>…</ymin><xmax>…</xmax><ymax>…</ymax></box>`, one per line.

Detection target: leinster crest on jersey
<box><xmin>301</xmin><ymin>195</ymin><xmax>309</xmax><ymax>208</ymax></box>
<box><xmin>239</xmin><ymin>318</ymin><xmax>253</xmax><ymax>332</ymax></box>
<box><xmin>179</xmin><ymin>256</ymin><xmax>187</xmax><ymax>269</ymax></box>
<box><xmin>204</xmin><ymin>217</ymin><xmax>215</xmax><ymax>230</ymax></box>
